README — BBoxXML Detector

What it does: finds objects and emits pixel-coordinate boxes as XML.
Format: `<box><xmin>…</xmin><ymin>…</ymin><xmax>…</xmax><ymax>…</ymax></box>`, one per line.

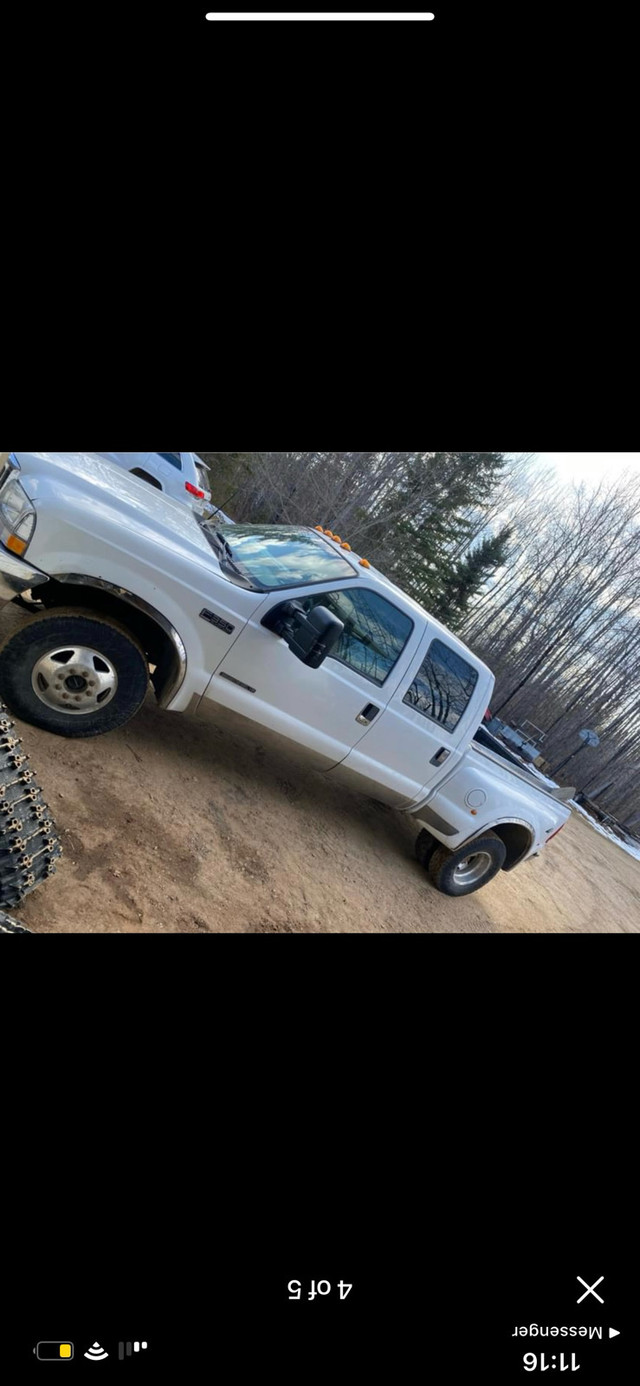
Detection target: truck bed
<box><xmin>470</xmin><ymin>736</ymin><xmax>574</xmax><ymax>804</ymax></box>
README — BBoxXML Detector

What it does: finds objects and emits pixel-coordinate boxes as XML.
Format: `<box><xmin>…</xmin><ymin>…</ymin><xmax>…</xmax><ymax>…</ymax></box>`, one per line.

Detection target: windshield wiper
<box><xmin>200</xmin><ymin>525</ymin><xmax>258</xmax><ymax>590</ymax></box>
<box><xmin>219</xmin><ymin>554</ymin><xmax>257</xmax><ymax>590</ymax></box>
<box><xmin>215</xmin><ymin>530</ymin><xmax>236</xmax><ymax>560</ymax></box>
<box><xmin>214</xmin><ymin>531</ymin><xmax>253</xmax><ymax>584</ymax></box>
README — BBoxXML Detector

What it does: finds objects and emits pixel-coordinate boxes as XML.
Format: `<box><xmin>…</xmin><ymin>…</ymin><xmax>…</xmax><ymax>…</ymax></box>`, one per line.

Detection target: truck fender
<box><xmin>43</xmin><ymin>574</ymin><xmax>187</xmax><ymax>708</ymax></box>
<box><xmin>460</xmin><ymin>817</ymin><xmax>535</xmax><ymax>870</ymax></box>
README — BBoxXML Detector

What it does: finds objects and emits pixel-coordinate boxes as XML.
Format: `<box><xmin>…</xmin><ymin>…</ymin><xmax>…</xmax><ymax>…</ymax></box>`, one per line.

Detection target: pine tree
<box><xmin>387</xmin><ymin>453</ymin><xmax>510</xmax><ymax>609</ymax></box>
<box><xmin>432</xmin><ymin>526</ymin><xmax>513</xmax><ymax>629</ymax></box>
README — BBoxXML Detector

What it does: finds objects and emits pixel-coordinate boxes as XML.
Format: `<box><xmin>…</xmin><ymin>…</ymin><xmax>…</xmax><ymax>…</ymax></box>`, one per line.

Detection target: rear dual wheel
<box><xmin>415</xmin><ymin>829</ymin><xmax>438</xmax><ymax>868</ymax></box>
<box><xmin>416</xmin><ymin>830</ymin><xmax>506</xmax><ymax>896</ymax></box>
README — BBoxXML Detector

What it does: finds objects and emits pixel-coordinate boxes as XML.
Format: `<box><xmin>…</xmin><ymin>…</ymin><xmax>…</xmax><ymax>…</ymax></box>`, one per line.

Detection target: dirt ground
<box><xmin>2</xmin><ymin>603</ymin><xmax>638</xmax><ymax>935</ymax></box>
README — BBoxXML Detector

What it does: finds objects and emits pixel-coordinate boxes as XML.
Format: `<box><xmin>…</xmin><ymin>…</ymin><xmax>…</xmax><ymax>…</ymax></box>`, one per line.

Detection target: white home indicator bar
<box><xmin>206</xmin><ymin>13</ymin><xmax>436</xmax><ymax>20</ymax></box>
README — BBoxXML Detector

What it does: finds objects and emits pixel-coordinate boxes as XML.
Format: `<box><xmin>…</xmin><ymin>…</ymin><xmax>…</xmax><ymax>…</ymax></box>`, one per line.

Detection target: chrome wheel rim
<box><xmin>32</xmin><ymin>645</ymin><xmax>118</xmax><ymax>715</ymax></box>
<box><xmin>452</xmin><ymin>851</ymin><xmax>493</xmax><ymax>887</ymax></box>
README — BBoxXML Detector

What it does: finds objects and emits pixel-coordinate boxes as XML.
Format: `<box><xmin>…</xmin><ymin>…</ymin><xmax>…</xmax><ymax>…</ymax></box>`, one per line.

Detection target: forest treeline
<box><xmin>198</xmin><ymin>452</ymin><xmax>640</xmax><ymax>825</ymax></box>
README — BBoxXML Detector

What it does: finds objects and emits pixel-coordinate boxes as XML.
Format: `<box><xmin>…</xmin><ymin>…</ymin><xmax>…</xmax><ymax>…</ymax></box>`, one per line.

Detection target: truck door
<box><xmin>206</xmin><ymin>583</ymin><xmax>422</xmax><ymax>769</ymax></box>
<box><xmin>328</xmin><ymin>633</ymin><xmax>485</xmax><ymax>805</ymax></box>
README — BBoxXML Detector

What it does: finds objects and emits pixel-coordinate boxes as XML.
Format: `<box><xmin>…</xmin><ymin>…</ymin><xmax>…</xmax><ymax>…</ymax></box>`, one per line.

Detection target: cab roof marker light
<box><xmin>359</xmin><ymin>558</ymin><xmax>371</xmax><ymax>568</ymax></box>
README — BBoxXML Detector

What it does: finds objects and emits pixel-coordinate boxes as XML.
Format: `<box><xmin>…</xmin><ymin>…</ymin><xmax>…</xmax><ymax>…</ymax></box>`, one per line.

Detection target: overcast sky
<box><xmin>534</xmin><ymin>453</ymin><xmax>640</xmax><ymax>486</ymax></box>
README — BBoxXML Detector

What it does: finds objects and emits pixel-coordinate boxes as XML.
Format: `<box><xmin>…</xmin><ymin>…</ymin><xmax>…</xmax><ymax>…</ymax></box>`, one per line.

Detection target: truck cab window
<box><xmin>403</xmin><ymin>638</ymin><xmax>479</xmax><ymax>732</ymax></box>
<box><xmin>303</xmin><ymin>588</ymin><xmax>413</xmax><ymax>686</ymax></box>
<box><xmin>157</xmin><ymin>453</ymin><xmax>183</xmax><ymax>469</ymax></box>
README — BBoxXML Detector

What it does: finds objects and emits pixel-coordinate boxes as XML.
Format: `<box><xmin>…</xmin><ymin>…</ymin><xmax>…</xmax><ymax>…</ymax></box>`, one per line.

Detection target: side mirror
<box><xmin>262</xmin><ymin>600</ymin><xmax>344</xmax><ymax>669</ymax></box>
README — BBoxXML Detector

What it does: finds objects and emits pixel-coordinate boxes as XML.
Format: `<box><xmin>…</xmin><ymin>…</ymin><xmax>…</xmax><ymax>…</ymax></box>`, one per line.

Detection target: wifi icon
<box><xmin>84</xmin><ymin>1343</ymin><xmax>109</xmax><ymax>1361</ymax></box>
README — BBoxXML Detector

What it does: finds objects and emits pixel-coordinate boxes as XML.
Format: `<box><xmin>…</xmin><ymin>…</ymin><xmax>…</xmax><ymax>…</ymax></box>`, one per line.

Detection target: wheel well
<box><xmin>489</xmin><ymin>822</ymin><xmax>534</xmax><ymax>870</ymax></box>
<box><xmin>36</xmin><ymin>580</ymin><xmax>182</xmax><ymax>705</ymax></box>
<box><xmin>130</xmin><ymin>468</ymin><xmax>163</xmax><ymax>491</ymax></box>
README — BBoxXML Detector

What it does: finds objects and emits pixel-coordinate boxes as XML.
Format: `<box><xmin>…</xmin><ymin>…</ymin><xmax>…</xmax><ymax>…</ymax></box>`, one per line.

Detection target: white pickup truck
<box><xmin>0</xmin><ymin>451</ymin><xmax>573</xmax><ymax>897</ymax></box>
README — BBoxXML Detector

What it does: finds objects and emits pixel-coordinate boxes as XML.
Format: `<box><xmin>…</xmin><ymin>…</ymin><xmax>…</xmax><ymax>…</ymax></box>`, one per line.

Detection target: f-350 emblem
<box><xmin>200</xmin><ymin>609</ymin><xmax>235</xmax><ymax>635</ymax></box>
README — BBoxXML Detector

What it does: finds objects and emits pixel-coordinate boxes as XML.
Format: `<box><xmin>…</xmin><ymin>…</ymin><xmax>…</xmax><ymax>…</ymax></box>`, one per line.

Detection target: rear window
<box><xmin>403</xmin><ymin>638</ymin><xmax>478</xmax><ymax>733</ymax></box>
<box><xmin>157</xmin><ymin>453</ymin><xmax>182</xmax><ymax>469</ymax></box>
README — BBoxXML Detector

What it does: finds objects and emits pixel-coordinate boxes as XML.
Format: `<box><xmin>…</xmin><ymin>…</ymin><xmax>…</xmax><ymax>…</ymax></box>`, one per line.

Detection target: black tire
<box><xmin>415</xmin><ymin>828</ymin><xmax>438</xmax><ymax>868</ymax></box>
<box><xmin>0</xmin><ymin>609</ymin><xmax>150</xmax><ymax>739</ymax></box>
<box><xmin>0</xmin><ymin>699</ymin><xmax>62</xmax><ymax>910</ymax></box>
<box><xmin>427</xmin><ymin>831</ymin><xmax>507</xmax><ymax>897</ymax></box>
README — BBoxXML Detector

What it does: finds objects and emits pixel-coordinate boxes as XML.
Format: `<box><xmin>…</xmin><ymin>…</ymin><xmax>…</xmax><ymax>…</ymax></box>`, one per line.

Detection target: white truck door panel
<box><xmin>205</xmin><ymin>583</ymin><xmax>422</xmax><ymax>768</ymax></box>
<box><xmin>329</xmin><ymin>631</ymin><xmax>486</xmax><ymax>805</ymax></box>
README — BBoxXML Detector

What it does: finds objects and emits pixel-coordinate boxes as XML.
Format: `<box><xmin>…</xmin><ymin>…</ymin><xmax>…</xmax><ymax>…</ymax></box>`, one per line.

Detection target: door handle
<box><xmin>430</xmin><ymin>747</ymin><xmax>451</xmax><ymax>766</ymax></box>
<box><xmin>355</xmin><ymin>703</ymin><xmax>380</xmax><ymax>727</ymax></box>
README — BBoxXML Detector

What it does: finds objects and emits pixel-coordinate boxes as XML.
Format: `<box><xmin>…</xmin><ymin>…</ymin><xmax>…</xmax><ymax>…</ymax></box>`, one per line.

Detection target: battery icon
<box><xmin>35</xmin><ymin>1342</ymin><xmax>74</xmax><ymax>1361</ymax></box>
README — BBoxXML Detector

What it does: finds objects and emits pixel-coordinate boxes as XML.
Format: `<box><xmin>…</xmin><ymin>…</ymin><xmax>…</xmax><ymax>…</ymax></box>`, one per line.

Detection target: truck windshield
<box><xmin>204</xmin><ymin>525</ymin><xmax>358</xmax><ymax>591</ymax></box>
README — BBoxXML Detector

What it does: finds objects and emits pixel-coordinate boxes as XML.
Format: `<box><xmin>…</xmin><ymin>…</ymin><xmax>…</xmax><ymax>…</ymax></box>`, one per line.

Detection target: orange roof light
<box><xmin>324</xmin><ymin>529</ymin><xmax>334</xmax><ymax>537</ymax></box>
<box><xmin>341</xmin><ymin>542</ymin><xmax>351</xmax><ymax>551</ymax></box>
<box><xmin>333</xmin><ymin>535</ymin><xmax>342</xmax><ymax>544</ymax></box>
<box><xmin>315</xmin><ymin>525</ymin><xmax>324</xmax><ymax>532</ymax></box>
<box><xmin>359</xmin><ymin>559</ymin><xmax>371</xmax><ymax>569</ymax></box>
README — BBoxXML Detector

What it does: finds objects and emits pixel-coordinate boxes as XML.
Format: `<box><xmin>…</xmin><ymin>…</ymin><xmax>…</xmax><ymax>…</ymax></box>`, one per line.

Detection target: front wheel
<box><xmin>427</xmin><ymin>831</ymin><xmax>507</xmax><ymax>896</ymax></box>
<box><xmin>0</xmin><ymin>609</ymin><xmax>150</xmax><ymax>739</ymax></box>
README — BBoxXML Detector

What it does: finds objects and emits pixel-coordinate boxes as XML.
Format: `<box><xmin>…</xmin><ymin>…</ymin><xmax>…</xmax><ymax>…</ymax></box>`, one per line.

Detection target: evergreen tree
<box><xmin>432</xmin><ymin>526</ymin><xmax>513</xmax><ymax>629</ymax></box>
<box><xmin>387</xmin><ymin>452</ymin><xmax>509</xmax><ymax>607</ymax></box>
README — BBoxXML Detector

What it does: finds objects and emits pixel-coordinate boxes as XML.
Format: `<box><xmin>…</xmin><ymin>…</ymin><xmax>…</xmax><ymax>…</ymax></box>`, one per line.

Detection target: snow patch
<box><xmin>569</xmin><ymin>799</ymin><xmax>640</xmax><ymax>863</ymax></box>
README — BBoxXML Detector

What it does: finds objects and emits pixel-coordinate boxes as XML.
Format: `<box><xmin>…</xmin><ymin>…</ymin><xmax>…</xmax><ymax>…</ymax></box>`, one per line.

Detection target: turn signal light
<box><xmin>6</xmin><ymin>534</ymin><xmax>29</xmax><ymax>556</ymax></box>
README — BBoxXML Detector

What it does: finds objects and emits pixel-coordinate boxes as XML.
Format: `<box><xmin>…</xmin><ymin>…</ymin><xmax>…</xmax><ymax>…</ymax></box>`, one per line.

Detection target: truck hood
<box><xmin>14</xmin><ymin>451</ymin><xmax>219</xmax><ymax>572</ymax></box>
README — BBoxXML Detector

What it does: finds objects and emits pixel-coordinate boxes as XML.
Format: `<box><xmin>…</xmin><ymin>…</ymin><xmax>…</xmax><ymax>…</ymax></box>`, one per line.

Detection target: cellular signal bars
<box><xmin>118</xmin><ymin>1341</ymin><xmax>149</xmax><ymax>1358</ymax></box>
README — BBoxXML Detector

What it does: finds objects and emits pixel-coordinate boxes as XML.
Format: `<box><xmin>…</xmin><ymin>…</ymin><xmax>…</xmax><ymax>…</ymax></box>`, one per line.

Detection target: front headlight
<box><xmin>0</xmin><ymin>475</ymin><xmax>36</xmax><ymax>557</ymax></box>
